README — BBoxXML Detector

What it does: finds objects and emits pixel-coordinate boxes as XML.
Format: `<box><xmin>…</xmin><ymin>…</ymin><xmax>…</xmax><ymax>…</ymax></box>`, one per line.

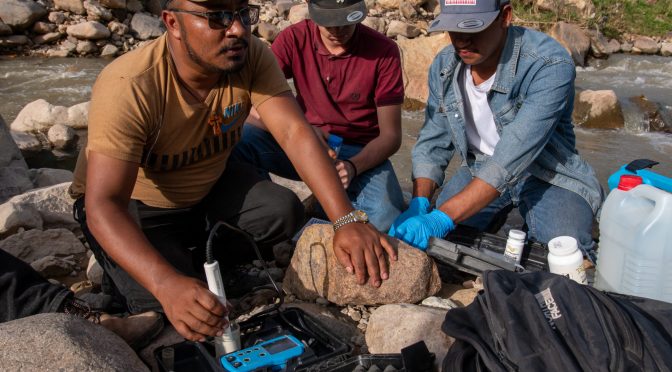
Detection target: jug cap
<box><xmin>508</xmin><ymin>229</ymin><xmax>526</xmax><ymax>241</ymax></box>
<box><xmin>618</xmin><ymin>175</ymin><xmax>643</xmax><ymax>191</ymax></box>
<box><xmin>548</xmin><ymin>236</ymin><xmax>579</xmax><ymax>256</ymax></box>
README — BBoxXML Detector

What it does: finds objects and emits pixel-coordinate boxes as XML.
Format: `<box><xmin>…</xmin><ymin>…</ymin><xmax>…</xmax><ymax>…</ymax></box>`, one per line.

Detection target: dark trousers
<box><xmin>73</xmin><ymin>162</ymin><xmax>304</xmax><ymax>314</ymax></box>
<box><xmin>0</xmin><ymin>249</ymin><xmax>72</xmax><ymax>323</ymax></box>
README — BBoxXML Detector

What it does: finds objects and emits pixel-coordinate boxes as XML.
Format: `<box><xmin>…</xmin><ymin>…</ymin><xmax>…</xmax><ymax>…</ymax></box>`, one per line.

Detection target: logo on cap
<box><xmin>445</xmin><ymin>0</ymin><xmax>477</xmax><ymax>5</ymax></box>
<box><xmin>457</xmin><ymin>19</ymin><xmax>484</xmax><ymax>29</ymax></box>
<box><xmin>346</xmin><ymin>10</ymin><xmax>363</xmax><ymax>22</ymax></box>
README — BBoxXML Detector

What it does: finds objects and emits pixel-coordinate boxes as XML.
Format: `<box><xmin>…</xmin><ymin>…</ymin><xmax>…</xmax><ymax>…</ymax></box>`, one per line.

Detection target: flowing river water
<box><xmin>1</xmin><ymin>54</ymin><xmax>671</xmax><ymax>195</ymax></box>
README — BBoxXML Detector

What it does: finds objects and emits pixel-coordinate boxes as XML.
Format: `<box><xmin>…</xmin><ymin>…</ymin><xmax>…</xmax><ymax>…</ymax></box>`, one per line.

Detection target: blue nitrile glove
<box><xmin>393</xmin><ymin>209</ymin><xmax>455</xmax><ymax>250</ymax></box>
<box><xmin>388</xmin><ymin>197</ymin><xmax>431</xmax><ymax>236</ymax></box>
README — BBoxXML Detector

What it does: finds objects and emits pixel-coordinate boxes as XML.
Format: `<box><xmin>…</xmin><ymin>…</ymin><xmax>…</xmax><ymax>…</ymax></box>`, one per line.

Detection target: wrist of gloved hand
<box><xmin>396</xmin><ymin>209</ymin><xmax>455</xmax><ymax>250</ymax></box>
<box><xmin>388</xmin><ymin>197</ymin><xmax>431</xmax><ymax>236</ymax></box>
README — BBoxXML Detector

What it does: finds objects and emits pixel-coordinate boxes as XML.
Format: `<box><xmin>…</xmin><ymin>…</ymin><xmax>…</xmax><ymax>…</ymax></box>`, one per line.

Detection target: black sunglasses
<box><xmin>169</xmin><ymin>5</ymin><xmax>260</xmax><ymax>30</ymax></box>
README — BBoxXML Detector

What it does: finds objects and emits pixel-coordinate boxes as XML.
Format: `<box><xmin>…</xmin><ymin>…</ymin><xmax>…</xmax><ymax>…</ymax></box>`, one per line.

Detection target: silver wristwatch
<box><xmin>333</xmin><ymin>210</ymin><xmax>369</xmax><ymax>231</ymax></box>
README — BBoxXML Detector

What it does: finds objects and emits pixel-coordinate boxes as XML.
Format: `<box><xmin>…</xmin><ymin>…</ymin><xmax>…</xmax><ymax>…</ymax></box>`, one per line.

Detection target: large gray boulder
<box><xmin>130</xmin><ymin>12</ymin><xmax>165</xmax><ymax>40</ymax></box>
<box><xmin>0</xmin><ymin>182</ymin><xmax>77</xmax><ymax>237</ymax></box>
<box><xmin>0</xmin><ymin>0</ymin><xmax>48</xmax><ymax>30</ymax></box>
<box><xmin>0</xmin><ymin>115</ymin><xmax>32</xmax><ymax>204</ymax></box>
<box><xmin>366</xmin><ymin>304</ymin><xmax>454</xmax><ymax>371</ymax></box>
<box><xmin>548</xmin><ymin>22</ymin><xmax>590</xmax><ymax>67</ymax></box>
<box><xmin>0</xmin><ymin>228</ymin><xmax>86</xmax><ymax>264</ymax></box>
<box><xmin>284</xmin><ymin>225</ymin><xmax>442</xmax><ymax>305</ymax></box>
<box><xmin>0</xmin><ymin>313</ymin><xmax>149</xmax><ymax>371</ymax></box>
<box><xmin>10</xmin><ymin>131</ymin><xmax>42</xmax><ymax>152</ymax></box>
<box><xmin>572</xmin><ymin>89</ymin><xmax>625</xmax><ymax>129</ymax></box>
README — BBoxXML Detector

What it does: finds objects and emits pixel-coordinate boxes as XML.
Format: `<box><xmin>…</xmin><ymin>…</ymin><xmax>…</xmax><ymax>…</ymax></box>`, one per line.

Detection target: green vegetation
<box><xmin>512</xmin><ymin>0</ymin><xmax>672</xmax><ymax>39</ymax></box>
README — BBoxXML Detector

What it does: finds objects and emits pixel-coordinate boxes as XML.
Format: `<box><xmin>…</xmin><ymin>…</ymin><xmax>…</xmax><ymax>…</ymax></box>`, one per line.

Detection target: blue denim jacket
<box><xmin>412</xmin><ymin>26</ymin><xmax>604</xmax><ymax>214</ymax></box>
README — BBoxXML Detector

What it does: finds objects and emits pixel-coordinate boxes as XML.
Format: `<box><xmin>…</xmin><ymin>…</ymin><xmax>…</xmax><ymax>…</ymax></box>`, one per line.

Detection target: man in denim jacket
<box><xmin>389</xmin><ymin>0</ymin><xmax>603</xmax><ymax>255</ymax></box>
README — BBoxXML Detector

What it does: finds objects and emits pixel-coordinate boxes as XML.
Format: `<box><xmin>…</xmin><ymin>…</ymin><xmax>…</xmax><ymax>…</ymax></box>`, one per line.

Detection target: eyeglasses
<box><xmin>169</xmin><ymin>5</ymin><xmax>260</xmax><ymax>30</ymax></box>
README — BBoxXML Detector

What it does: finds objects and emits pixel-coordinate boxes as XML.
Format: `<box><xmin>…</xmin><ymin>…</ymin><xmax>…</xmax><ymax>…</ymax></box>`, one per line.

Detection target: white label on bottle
<box><xmin>504</xmin><ymin>242</ymin><xmax>523</xmax><ymax>263</ymax></box>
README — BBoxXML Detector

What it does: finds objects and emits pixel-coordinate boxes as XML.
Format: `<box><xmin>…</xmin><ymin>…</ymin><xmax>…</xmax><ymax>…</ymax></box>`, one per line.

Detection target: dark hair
<box><xmin>162</xmin><ymin>0</ymin><xmax>174</xmax><ymax>10</ymax></box>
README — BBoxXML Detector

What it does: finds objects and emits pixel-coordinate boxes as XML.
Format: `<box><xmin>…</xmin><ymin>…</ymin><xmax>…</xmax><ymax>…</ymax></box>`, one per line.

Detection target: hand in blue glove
<box><xmin>388</xmin><ymin>197</ymin><xmax>431</xmax><ymax>236</ymax></box>
<box><xmin>393</xmin><ymin>209</ymin><xmax>455</xmax><ymax>250</ymax></box>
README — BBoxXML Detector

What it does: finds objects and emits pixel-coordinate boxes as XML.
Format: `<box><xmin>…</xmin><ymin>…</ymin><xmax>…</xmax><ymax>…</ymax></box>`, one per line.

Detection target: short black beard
<box><xmin>179</xmin><ymin>21</ymin><xmax>247</xmax><ymax>74</ymax></box>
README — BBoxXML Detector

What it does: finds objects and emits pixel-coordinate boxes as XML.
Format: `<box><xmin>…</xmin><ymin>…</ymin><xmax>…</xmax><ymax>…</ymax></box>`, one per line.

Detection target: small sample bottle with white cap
<box><xmin>503</xmin><ymin>229</ymin><xmax>526</xmax><ymax>264</ymax></box>
<box><xmin>548</xmin><ymin>236</ymin><xmax>587</xmax><ymax>285</ymax></box>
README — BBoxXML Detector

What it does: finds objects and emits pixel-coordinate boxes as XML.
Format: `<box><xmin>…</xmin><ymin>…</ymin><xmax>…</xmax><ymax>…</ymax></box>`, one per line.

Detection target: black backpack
<box><xmin>442</xmin><ymin>270</ymin><xmax>672</xmax><ymax>372</ymax></box>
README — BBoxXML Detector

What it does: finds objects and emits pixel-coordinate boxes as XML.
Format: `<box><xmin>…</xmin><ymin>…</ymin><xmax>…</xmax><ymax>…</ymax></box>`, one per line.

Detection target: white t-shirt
<box><xmin>459</xmin><ymin>65</ymin><xmax>499</xmax><ymax>156</ymax></box>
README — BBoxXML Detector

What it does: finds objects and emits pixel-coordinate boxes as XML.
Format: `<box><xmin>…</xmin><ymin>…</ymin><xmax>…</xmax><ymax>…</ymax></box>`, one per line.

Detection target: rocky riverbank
<box><xmin>1</xmin><ymin>0</ymin><xmax>672</xmax><ymax>106</ymax></box>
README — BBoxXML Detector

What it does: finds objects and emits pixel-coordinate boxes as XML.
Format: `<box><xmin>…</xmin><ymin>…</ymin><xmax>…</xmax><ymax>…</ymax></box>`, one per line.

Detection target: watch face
<box><xmin>353</xmin><ymin>210</ymin><xmax>369</xmax><ymax>222</ymax></box>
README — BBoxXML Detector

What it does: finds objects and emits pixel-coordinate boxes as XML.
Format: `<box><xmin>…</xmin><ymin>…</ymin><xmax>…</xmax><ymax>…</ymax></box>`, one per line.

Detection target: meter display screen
<box><xmin>262</xmin><ymin>337</ymin><xmax>298</xmax><ymax>355</ymax></box>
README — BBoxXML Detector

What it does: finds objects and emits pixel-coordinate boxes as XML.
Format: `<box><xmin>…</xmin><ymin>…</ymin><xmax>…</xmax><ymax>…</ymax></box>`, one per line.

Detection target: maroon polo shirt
<box><xmin>271</xmin><ymin>20</ymin><xmax>404</xmax><ymax>145</ymax></box>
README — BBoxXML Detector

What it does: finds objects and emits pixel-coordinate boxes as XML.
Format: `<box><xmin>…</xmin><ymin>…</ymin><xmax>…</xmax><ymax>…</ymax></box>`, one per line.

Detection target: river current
<box><xmin>0</xmin><ymin>54</ymin><xmax>670</xmax><ymax>194</ymax></box>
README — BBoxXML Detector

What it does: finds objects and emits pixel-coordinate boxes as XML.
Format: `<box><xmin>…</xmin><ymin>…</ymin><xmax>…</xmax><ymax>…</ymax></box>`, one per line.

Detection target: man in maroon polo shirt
<box><xmin>230</xmin><ymin>0</ymin><xmax>405</xmax><ymax>231</ymax></box>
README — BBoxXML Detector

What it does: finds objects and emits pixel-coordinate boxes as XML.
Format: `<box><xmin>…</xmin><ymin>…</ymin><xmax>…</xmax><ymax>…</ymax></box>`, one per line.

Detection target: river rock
<box><xmin>84</xmin><ymin>0</ymin><xmax>114</xmax><ymax>21</ymax></box>
<box><xmin>29</xmin><ymin>168</ymin><xmax>74</xmax><ymax>188</ymax></box>
<box><xmin>48</xmin><ymin>11</ymin><xmax>67</xmax><ymax>24</ymax></box>
<box><xmin>11</xmin><ymin>99</ymin><xmax>68</xmax><ymax>132</ymax></box>
<box><xmin>32</xmin><ymin>21</ymin><xmax>57</xmax><ymax>34</ymax></box>
<box><xmin>377</xmin><ymin>0</ymin><xmax>400</xmax><ymax>10</ymax></box>
<box><xmin>67</xmin><ymin>101</ymin><xmax>90</xmax><ymax>129</ymax></box>
<box><xmin>54</xmin><ymin>0</ymin><xmax>86</xmax><ymax>15</ymax></box>
<box><xmin>400</xmin><ymin>1</ymin><xmax>417</xmax><ymax>19</ymax></box>
<box><xmin>0</xmin><ymin>313</ymin><xmax>149</xmax><ymax>371</ymax></box>
<box><xmin>284</xmin><ymin>225</ymin><xmax>442</xmax><ymax>305</ymax></box>
<box><xmin>396</xmin><ymin>33</ymin><xmax>452</xmax><ymax>108</ymax></box>
<box><xmin>34</xmin><ymin>32</ymin><xmax>62</xmax><ymax>44</ymax></box>
<box><xmin>362</xmin><ymin>16</ymin><xmax>386</xmax><ymax>34</ymax></box>
<box><xmin>0</xmin><ymin>35</ymin><xmax>31</xmax><ymax>46</ymax></box>
<box><xmin>661</xmin><ymin>42</ymin><xmax>672</xmax><ymax>57</ymax></box>
<box><xmin>67</xmin><ymin>21</ymin><xmax>111</xmax><ymax>40</ymax></box>
<box><xmin>587</xmin><ymin>30</ymin><xmax>610</xmax><ymax>58</ymax></box>
<box><xmin>11</xmin><ymin>131</ymin><xmax>42</xmax><ymax>152</ymax></box>
<box><xmin>0</xmin><ymin>182</ymin><xmax>77</xmax><ymax>237</ymax></box>
<box><xmin>76</xmin><ymin>39</ymin><xmax>98</xmax><ymax>54</ymax></box>
<box><xmin>0</xmin><ymin>167</ymin><xmax>34</xmax><ymax>205</ymax></box>
<box><xmin>100</xmin><ymin>0</ymin><xmax>126</xmax><ymax>9</ymax></box>
<box><xmin>131</xmin><ymin>12</ymin><xmax>165</xmax><ymax>40</ymax></box>
<box><xmin>605</xmin><ymin>38</ymin><xmax>621</xmax><ymax>53</ymax></box>
<box><xmin>421</xmin><ymin>296</ymin><xmax>459</xmax><ymax>310</ymax></box>
<box><xmin>0</xmin><ymin>116</ymin><xmax>33</xmax><ymax>204</ymax></box>
<box><xmin>1</xmin><ymin>0</ymin><xmax>48</xmax><ymax>30</ymax></box>
<box><xmin>269</xmin><ymin>174</ymin><xmax>312</xmax><ymax>202</ymax></box>
<box><xmin>548</xmin><ymin>21</ymin><xmax>590</xmax><ymax>67</ymax></box>
<box><xmin>100</xmin><ymin>43</ymin><xmax>119</xmax><ymax>57</ymax></box>
<box><xmin>387</xmin><ymin>20</ymin><xmax>420</xmax><ymax>38</ymax></box>
<box><xmin>276</xmin><ymin>0</ymin><xmax>294</xmax><ymax>16</ymax></box>
<box><xmin>366</xmin><ymin>304</ymin><xmax>453</xmax><ymax>370</ymax></box>
<box><xmin>620</xmin><ymin>41</ymin><xmax>633</xmax><ymax>53</ymax></box>
<box><xmin>31</xmin><ymin>255</ymin><xmax>78</xmax><ymax>277</ymax></box>
<box><xmin>629</xmin><ymin>95</ymin><xmax>672</xmax><ymax>133</ymax></box>
<box><xmin>0</xmin><ymin>228</ymin><xmax>86</xmax><ymax>263</ymax></box>
<box><xmin>572</xmin><ymin>89</ymin><xmax>624</xmax><ymax>129</ymax></box>
<box><xmin>0</xmin><ymin>21</ymin><xmax>11</xmax><ymax>36</ymax></box>
<box><xmin>108</xmin><ymin>20</ymin><xmax>128</xmax><ymax>35</ymax></box>
<box><xmin>126</xmin><ymin>0</ymin><xmax>143</xmax><ymax>12</ymax></box>
<box><xmin>48</xmin><ymin>123</ymin><xmax>78</xmax><ymax>150</ymax></box>
<box><xmin>632</xmin><ymin>36</ymin><xmax>659</xmax><ymax>54</ymax></box>
<box><xmin>535</xmin><ymin>0</ymin><xmax>595</xmax><ymax>19</ymax></box>
<box><xmin>288</xmin><ymin>4</ymin><xmax>309</xmax><ymax>24</ymax></box>
<box><xmin>87</xmin><ymin>254</ymin><xmax>104</xmax><ymax>284</ymax></box>
<box><xmin>47</xmin><ymin>48</ymin><xmax>71</xmax><ymax>57</ymax></box>
<box><xmin>257</xmin><ymin>22</ymin><xmax>279</xmax><ymax>42</ymax></box>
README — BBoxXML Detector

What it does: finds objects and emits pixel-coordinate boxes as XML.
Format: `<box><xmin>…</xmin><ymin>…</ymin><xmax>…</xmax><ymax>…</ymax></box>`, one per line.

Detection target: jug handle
<box><xmin>629</xmin><ymin>186</ymin><xmax>669</xmax><ymax>229</ymax></box>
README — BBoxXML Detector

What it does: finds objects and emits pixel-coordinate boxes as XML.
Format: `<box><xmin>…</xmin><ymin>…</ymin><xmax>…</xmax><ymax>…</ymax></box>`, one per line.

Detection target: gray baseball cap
<box><xmin>429</xmin><ymin>0</ymin><xmax>509</xmax><ymax>33</ymax></box>
<box><xmin>308</xmin><ymin>0</ymin><xmax>368</xmax><ymax>27</ymax></box>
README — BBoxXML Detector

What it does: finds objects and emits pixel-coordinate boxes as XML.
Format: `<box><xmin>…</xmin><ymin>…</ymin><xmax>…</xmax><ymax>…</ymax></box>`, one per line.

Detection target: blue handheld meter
<box><xmin>220</xmin><ymin>335</ymin><xmax>304</xmax><ymax>372</ymax></box>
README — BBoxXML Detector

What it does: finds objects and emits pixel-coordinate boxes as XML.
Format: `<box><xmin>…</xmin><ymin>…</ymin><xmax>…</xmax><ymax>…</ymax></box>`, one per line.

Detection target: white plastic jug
<box><xmin>594</xmin><ymin>177</ymin><xmax>672</xmax><ymax>303</ymax></box>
